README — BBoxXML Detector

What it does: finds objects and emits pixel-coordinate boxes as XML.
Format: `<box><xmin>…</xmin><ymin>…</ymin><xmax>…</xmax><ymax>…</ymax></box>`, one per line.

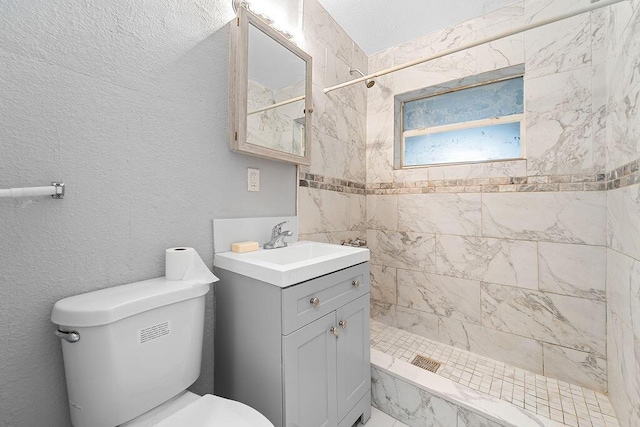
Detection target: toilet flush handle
<box><xmin>54</xmin><ymin>329</ymin><xmax>80</xmax><ymax>343</ymax></box>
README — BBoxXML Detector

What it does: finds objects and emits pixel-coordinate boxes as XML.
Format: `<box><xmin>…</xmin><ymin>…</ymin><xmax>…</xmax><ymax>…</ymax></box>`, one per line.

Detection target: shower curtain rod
<box><xmin>323</xmin><ymin>0</ymin><xmax>627</xmax><ymax>94</ymax></box>
<box><xmin>248</xmin><ymin>95</ymin><xmax>305</xmax><ymax>115</ymax></box>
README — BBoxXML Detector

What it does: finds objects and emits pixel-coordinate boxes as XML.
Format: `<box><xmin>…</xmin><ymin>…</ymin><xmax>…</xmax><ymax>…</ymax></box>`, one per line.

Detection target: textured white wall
<box><xmin>0</xmin><ymin>1</ymin><xmax>297</xmax><ymax>425</ymax></box>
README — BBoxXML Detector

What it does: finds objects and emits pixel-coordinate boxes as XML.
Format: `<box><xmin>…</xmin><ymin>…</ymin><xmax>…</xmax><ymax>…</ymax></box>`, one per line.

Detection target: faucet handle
<box><xmin>272</xmin><ymin>220</ymin><xmax>288</xmax><ymax>236</ymax></box>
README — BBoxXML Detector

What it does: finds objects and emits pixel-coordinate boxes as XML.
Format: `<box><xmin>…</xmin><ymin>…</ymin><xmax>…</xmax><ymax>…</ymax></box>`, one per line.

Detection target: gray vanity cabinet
<box><xmin>283</xmin><ymin>294</ymin><xmax>370</xmax><ymax>427</ymax></box>
<box><xmin>214</xmin><ymin>262</ymin><xmax>371</xmax><ymax>427</ymax></box>
<box><xmin>283</xmin><ymin>311</ymin><xmax>337</xmax><ymax>427</ymax></box>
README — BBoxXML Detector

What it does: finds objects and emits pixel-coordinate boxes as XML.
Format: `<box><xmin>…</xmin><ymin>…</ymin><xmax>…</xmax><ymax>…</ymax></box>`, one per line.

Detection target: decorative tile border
<box><xmin>298</xmin><ymin>172</ymin><xmax>366</xmax><ymax>195</ymax></box>
<box><xmin>366</xmin><ymin>174</ymin><xmax>607</xmax><ymax>195</ymax></box>
<box><xmin>299</xmin><ymin>158</ymin><xmax>640</xmax><ymax>195</ymax></box>
<box><xmin>607</xmin><ymin>158</ymin><xmax>640</xmax><ymax>190</ymax></box>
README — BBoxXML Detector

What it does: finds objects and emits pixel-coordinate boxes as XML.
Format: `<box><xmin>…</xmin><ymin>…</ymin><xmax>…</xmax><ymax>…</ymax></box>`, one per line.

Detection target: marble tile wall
<box><xmin>296</xmin><ymin>1</ymin><xmax>640</xmax><ymax>420</ymax></box>
<box><xmin>296</xmin><ymin>0</ymin><xmax>367</xmax><ymax>244</ymax></box>
<box><xmin>604</xmin><ymin>1</ymin><xmax>640</xmax><ymax>425</ymax></box>
<box><xmin>603</xmin><ymin>2</ymin><xmax>640</xmax><ymax>426</ymax></box>
<box><xmin>365</xmin><ymin>0</ymin><xmax>611</xmax><ymax>392</ymax></box>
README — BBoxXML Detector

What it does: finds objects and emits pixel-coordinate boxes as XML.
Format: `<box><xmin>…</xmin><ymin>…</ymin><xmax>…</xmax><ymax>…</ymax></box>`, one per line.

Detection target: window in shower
<box><xmin>398</xmin><ymin>75</ymin><xmax>524</xmax><ymax>167</ymax></box>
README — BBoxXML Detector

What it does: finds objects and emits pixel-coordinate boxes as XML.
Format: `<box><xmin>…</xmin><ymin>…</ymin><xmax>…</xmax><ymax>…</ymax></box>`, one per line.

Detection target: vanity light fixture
<box><xmin>231</xmin><ymin>0</ymin><xmax>246</xmax><ymax>13</ymax></box>
<box><xmin>232</xmin><ymin>0</ymin><xmax>296</xmax><ymax>40</ymax></box>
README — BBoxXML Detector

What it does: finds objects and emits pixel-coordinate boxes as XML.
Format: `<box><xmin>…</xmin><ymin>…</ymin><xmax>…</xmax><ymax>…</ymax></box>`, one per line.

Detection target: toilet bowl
<box><xmin>121</xmin><ymin>391</ymin><xmax>273</xmax><ymax>427</ymax></box>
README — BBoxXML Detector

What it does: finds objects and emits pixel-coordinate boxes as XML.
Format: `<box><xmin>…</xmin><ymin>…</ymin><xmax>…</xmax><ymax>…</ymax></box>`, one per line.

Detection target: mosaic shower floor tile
<box><xmin>370</xmin><ymin>320</ymin><xmax>619</xmax><ymax>427</ymax></box>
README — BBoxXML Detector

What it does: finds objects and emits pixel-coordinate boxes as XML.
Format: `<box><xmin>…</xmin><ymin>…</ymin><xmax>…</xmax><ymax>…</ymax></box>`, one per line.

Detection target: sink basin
<box><xmin>213</xmin><ymin>240</ymin><xmax>369</xmax><ymax>287</ymax></box>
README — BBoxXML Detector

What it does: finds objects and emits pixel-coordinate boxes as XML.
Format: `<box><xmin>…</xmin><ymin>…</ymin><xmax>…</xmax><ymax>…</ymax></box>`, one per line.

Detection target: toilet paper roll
<box><xmin>165</xmin><ymin>247</ymin><xmax>219</xmax><ymax>284</ymax></box>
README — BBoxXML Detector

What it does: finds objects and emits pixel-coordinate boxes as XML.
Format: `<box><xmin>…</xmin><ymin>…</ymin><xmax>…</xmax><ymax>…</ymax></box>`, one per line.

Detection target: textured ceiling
<box><xmin>316</xmin><ymin>0</ymin><xmax>518</xmax><ymax>55</ymax></box>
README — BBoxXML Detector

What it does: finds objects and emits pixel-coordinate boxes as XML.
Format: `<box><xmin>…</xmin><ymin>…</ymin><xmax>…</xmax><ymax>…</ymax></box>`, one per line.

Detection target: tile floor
<box><xmin>370</xmin><ymin>320</ymin><xmax>619</xmax><ymax>427</ymax></box>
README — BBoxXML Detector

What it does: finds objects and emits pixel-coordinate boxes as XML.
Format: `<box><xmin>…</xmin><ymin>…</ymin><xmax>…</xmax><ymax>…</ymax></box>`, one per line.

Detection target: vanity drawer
<box><xmin>282</xmin><ymin>263</ymin><xmax>370</xmax><ymax>335</ymax></box>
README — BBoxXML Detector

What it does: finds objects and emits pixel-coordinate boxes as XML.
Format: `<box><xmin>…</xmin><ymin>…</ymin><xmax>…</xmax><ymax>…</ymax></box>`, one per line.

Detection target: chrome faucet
<box><xmin>264</xmin><ymin>221</ymin><xmax>293</xmax><ymax>249</ymax></box>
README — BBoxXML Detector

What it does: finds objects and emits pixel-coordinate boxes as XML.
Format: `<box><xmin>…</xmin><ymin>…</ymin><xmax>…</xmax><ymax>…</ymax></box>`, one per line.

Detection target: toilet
<box><xmin>51</xmin><ymin>277</ymin><xmax>273</xmax><ymax>427</ymax></box>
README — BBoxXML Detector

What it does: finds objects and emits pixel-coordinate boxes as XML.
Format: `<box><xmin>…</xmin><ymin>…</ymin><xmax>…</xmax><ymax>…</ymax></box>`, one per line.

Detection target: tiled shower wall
<box><xmin>603</xmin><ymin>1</ymin><xmax>640</xmax><ymax>426</ymax></box>
<box><xmin>297</xmin><ymin>0</ymin><xmax>367</xmax><ymax>244</ymax></box>
<box><xmin>365</xmin><ymin>0</ymin><xmax>609</xmax><ymax>392</ymax></box>
<box><xmin>295</xmin><ymin>0</ymin><xmax>640</xmax><ymax>418</ymax></box>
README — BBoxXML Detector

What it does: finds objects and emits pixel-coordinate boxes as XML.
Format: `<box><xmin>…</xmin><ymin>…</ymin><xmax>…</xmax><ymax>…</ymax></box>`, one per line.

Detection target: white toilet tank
<box><xmin>51</xmin><ymin>278</ymin><xmax>210</xmax><ymax>427</ymax></box>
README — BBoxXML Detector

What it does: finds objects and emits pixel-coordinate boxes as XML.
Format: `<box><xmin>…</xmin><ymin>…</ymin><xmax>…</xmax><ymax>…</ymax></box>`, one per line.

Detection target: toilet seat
<box><xmin>156</xmin><ymin>394</ymin><xmax>274</xmax><ymax>427</ymax></box>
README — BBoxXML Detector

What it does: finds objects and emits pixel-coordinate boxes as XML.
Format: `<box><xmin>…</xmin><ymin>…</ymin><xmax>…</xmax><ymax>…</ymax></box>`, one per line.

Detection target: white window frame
<box><xmin>401</xmin><ymin>114</ymin><xmax>525</xmax><ymax>167</ymax></box>
<box><xmin>399</xmin><ymin>76</ymin><xmax>525</xmax><ymax>169</ymax></box>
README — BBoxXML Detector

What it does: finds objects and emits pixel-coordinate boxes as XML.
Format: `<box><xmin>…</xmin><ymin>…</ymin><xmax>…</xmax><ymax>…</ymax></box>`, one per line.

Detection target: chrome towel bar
<box><xmin>0</xmin><ymin>182</ymin><xmax>65</xmax><ymax>199</ymax></box>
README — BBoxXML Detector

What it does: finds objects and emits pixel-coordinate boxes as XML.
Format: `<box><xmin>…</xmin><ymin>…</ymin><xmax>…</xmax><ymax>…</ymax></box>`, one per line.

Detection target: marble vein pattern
<box><xmin>438</xmin><ymin>317</ymin><xmax>544</xmax><ymax>374</ymax></box>
<box><xmin>480</xmin><ymin>283</ymin><xmax>606</xmax><ymax>357</ymax></box>
<box><xmin>397</xmin><ymin>193</ymin><xmax>481</xmax><ymax>236</ymax></box>
<box><xmin>314</xmin><ymin>99</ymin><xmax>365</xmax><ymax>151</ymax></box>
<box><xmin>591</xmin><ymin>8</ymin><xmax>609</xmax><ymax>175</ymax></box>
<box><xmin>477</xmin><ymin>17</ymin><xmax>525</xmax><ymax>73</ymax></box>
<box><xmin>607</xmin><ymin>313</ymin><xmax>640</xmax><ymax>427</ymax></box>
<box><xmin>541</xmin><ymin>344</ymin><xmax>607</xmax><ymax>393</ymax></box>
<box><xmin>606</xmin><ymin>20</ymin><xmax>640</xmax><ymax>170</ymax></box>
<box><xmin>607</xmin><ymin>249</ymin><xmax>640</xmax><ymax>335</ymax></box>
<box><xmin>396</xmin><ymin>306</ymin><xmax>440</xmax><ymax>342</ymax></box>
<box><xmin>371</xmin><ymin>367</ymin><xmax>459</xmax><ymax>427</ymax></box>
<box><xmin>481</xmin><ymin>192</ymin><xmax>606</xmax><ymax>245</ymax></box>
<box><xmin>608</xmin><ymin>184</ymin><xmax>640</xmax><ymax>261</ymax></box>
<box><xmin>366</xmin><ymin>118</ymin><xmax>395</xmax><ymax>184</ymax></box>
<box><xmin>397</xmin><ymin>269</ymin><xmax>482</xmax><ymax>325</ymax></box>
<box><xmin>467</xmin><ymin>1</ymin><xmax>524</xmax><ymax>31</ymax></box>
<box><xmin>393</xmin><ymin>51</ymin><xmax>478</xmax><ymax>96</ymax></box>
<box><xmin>427</xmin><ymin>160</ymin><xmax>527</xmax><ymax>181</ymax></box>
<box><xmin>367</xmin><ymin>229</ymin><xmax>436</xmax><ymax>272</ymax></box>
<box><xmin>297</xmin><ymin>187</ymin><xmax>364</xmax><ymax>235</ymax></box>
<box><xmin>392</xmin><ymin>168</ymin><xmax>429</xmax><ymax>185</ymax></box>
<box><xmin>303</xmin><ymin>35</ymin><xmax>328</xmax><ymax>88</ymax></box>
<box><xmin>302</xmin><ymin>0</ymin><xmax>352</xmax><ymax>67</ymax></box>
<box><xmin>367</xmin><ymin>195</ymin><xmax>398</xmax><ymax>231</ymax></box>
<box><xmin>371</xmin><ymin>300</ymin><xmax>398</xmax><ymax>327</ymax></box>
<box><xmin>458</xmin><ymin>408</ymin><xmax>505</xmax><ymax>427</ymax></box>
<box><xmin>370</xmin><ymin>263</ymin><xmax>397</xmax><ymax>305</ymax></box>
<box><xmin>310</xmin><ymin>127</ymin><xmax>365</xmax><ymax>183</ymax></box>
<box><xmin>524</xmin><ymin>0</ymin><xmax>593</xmax><ymax>23</ymax></box>
<box><xmin>525</xmin><ymin>68</ymin><xmax>594</xmax><ymax>176</ymax></box>
<box><xmin>367</xmin><ymin>50</ymin><xmax>395</xmax><ymax>116</ymax></box>
<box><xmin>525</xmin><ymin>14</ymin><xmax>591</xmax><ymax>79</ymax></box>
<box><xmin>538</xmin><ymin>242</ymin><xmax>606</xmax><ymax>301</ymax></box>
<box><xmin>435</xmin><ymin>235</ymin><xmax>538</xmax><ymax>290</ymax></box>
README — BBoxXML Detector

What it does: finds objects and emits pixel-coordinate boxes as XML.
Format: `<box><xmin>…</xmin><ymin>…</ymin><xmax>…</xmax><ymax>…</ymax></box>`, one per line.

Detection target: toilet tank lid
<box><xmin>51</xmin><ymin>278</ymin><xmax>210</xmax><ymax>327</ymax></box>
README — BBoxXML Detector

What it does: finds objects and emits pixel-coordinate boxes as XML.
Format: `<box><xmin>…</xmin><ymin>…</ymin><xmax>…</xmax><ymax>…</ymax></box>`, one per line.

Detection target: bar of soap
<box><xmin>231</xmin><ymin>241</ymin><xmax>259</xmax><ymax>253</ymax></box>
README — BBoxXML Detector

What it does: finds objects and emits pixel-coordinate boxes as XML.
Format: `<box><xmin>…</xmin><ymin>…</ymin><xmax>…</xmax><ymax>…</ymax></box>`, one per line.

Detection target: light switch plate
<box><xmin>248</xmin><ymin>168</ymin><xmax>260</xmax><ymax>192</ymax></box>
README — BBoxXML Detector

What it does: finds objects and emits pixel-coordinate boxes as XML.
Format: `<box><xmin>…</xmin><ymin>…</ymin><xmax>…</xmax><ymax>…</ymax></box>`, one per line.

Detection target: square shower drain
<box><xmin>411</xmin><ymin>354</ymin><xmax>442</xmax><ymax>373</ymax></box>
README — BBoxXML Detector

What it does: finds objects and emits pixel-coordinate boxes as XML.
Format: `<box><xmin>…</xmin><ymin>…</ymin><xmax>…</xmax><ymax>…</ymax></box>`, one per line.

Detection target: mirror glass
<box><xmin>230</xmin><ymin>7</ymin><xmax>312</xmax><ymax>165</ymax></box>
<box><xmin>247</xmin><ymin>23</ymin><xmax>307</xmax><ymax>157</ymax></box>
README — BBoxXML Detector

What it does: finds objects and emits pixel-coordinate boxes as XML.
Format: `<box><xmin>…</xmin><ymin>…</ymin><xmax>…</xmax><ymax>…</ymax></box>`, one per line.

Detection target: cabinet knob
<box><xmin>330</xmin><ymin>326</ymin><xmax>339</xmax><ymax>337</ymax></box>
<box><xmin>339</xmin><ymin>320</ymin><xmax>347</xmax><ymax>329</ymax></box>
<box><xmin>310</xmin><ymin>297</ymin><xmax>320</xmax><ymax>307</ymax></box>
<box><xmin>352</xmin><ymin>279</ymin><xmax>360</xmax><ymax>288</ymax></box>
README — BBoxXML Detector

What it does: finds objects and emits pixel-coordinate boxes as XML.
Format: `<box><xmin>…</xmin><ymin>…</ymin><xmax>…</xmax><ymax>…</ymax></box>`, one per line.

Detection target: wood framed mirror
<box><xmin>229</xmin><ymin>6</ymin><xmax>312</xmax><ymax>165</ymax></box>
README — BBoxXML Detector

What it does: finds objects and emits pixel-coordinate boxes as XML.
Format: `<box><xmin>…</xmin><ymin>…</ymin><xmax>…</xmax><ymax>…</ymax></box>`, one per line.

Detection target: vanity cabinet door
<box><xmin>336</xmin><ymin>294</ymin><xmax>371</xmax><ymax>421</ymax></box>
<box><xmin>283</xmin><ymin>312</ymin><xmax>338</xmax><ymax>427</ymax></box>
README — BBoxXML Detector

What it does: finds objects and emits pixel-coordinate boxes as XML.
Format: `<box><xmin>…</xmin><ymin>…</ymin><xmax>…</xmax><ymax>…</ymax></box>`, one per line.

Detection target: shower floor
<box><xmin>370</xmin><ymin>320</ymin><xmax>619</xmax><ymax>427</ymax></box>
